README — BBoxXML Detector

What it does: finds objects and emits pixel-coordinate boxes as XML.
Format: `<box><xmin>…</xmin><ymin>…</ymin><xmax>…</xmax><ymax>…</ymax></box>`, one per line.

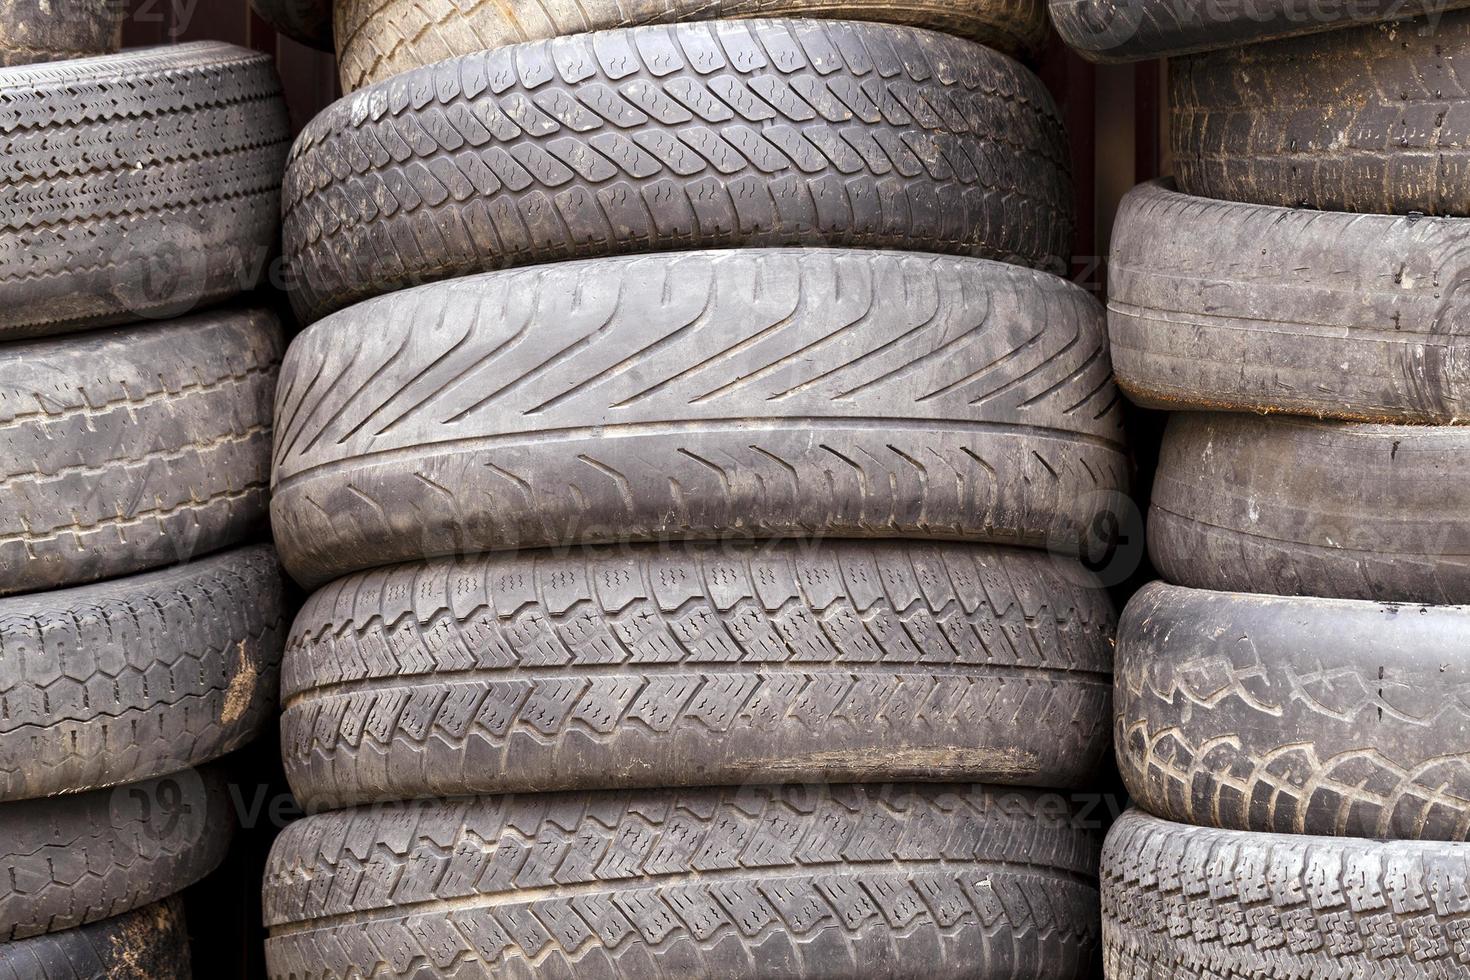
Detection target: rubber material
<box><xmin>1172</xmin><ymin>13</ymin><xmax>1470</xmax><ymax>216</ymax></box>
<box><xmin>264</xmin><ymin>783</ymin><xmax>1101</xmax><ymax>979</ymax></box>
<box><xmin>1103</xmin><ymin>809</ymin><xmax>1470</xmax><ymax>978</ymax></box>
<box><xmin>336</xmin><ymin>0</ymin><xmax>1049</xmax><ymax>93</ymax></box>
<box><xmin>0</xmin><ymin>42</ymin><xmax>290</xmax><ymax>339</ymax></box>
<box><xmin>0</xmin><ymin>901</ymin><xmax>190</xmax><ymax>980</ymax></box>
<box><xmin>0</xmin><ymin>308</ymin><xmax>281</xmax><ymax>597</ymax></box>
<box><xmin>0</xmin><ymin>0</ymin><xmax>123</xmax><ymax>66</ymax></box>
<box><xmin>283</xmin><ymin>19</ymin><xmax>1074</xmax><ymax>325</ymax></box>
<box><xmin>251</xmin><ymin>0</ymin><xmax>333</xmax><ymax>50</ymax></box>
<box><xmin>1118</xmin><ymin>581</ymin><xmax>1470</xmax><ymax>841</ymax></box>
<box><xmin>0</xmin><ymin>771</ymin><xmax>230</xmax><ymax>942</ymax></box>
<box><xmin>271</xmin><ymin>249</ymin><xmax>1127</xmax><ymax>588</ymax></box>
<box><xmin>1149</xmin><ymin>413</ymin><xmax>1470</xmax><ymax>604</ymax></box>
<box><xmin>0</xmin><ymin>547</ymin><xmax>285</xmax><ymax>804</ymax></box>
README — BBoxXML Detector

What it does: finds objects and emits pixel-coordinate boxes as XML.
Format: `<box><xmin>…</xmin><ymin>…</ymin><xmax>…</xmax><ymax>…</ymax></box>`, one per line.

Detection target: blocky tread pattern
<box><xmin>0</xmin><ymin>0</ymin><xmax>124</xmax><ymax>67</ymax></box>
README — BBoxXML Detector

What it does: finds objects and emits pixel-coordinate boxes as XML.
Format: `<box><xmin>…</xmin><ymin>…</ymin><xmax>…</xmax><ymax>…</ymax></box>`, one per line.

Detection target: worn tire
<box><xmin>0</xmin><ymin>900</ymin><xmax>190</xmax><ymax>980</ymax></box>
<box><xmin>0</xmin><ymin>771</ymin><xmax>230</xmax><ymax>941</ymax></box>
<box><xmin>0</xmin><ymin>547</ymin><xmax>285</xmax><ymax>804</ymax></box>
<box><xmin>271</xmin><ymin>249</ymin><xmax>1127</xmax><ymax>588</ymax></box>
<box><xmin>1172</xmin><ymin>13</ymin><xmax>1470</xmax><ymax>216</ymax></box>
<box><xmin>283</xmin><ymin>19</ymin><xmax>1074</xmax><ymax>325</ymax></box>
<box><xmin>0</xmin><ymin>42</ymin><xmax>290</xmax><ymax>339</ymax></box>
<box><xmin>252</xmin><ymin>0</ymin><xmax>332</xmax><ymax>50</ymax></box>
<box><xmin>264</xmin><ymin>783</ymin><xmax>1101</xmax><ymax>979</ymax></box>
<box><xmin>1103</xmin><ymin>809</ymin><xmax>1470</xmax><ymax>978</ymax></box>
<box><xmin>0</xmin><ymin>0</ymin><xmax>123</xmax><ymax>66</ymax></box>
<box><xmin>1110</xmin><ymin>181</ymin><xmax>1470</xmax><ymax>423</ymax></box>
<box><xmin>1149</xmin><ymin>413</ymin><xmax>1470</xmax><ymax>604</ymax></box>
<box><xmin>0</xmin><ymin>308</ymin><xmax>281</xmax><ymax>597</ymax></box>
<box><xmin>282</xmin><ymin>540</ymin><xmax>1115</xmax><ymax>810</ymax></box>
<box><xmin>336</xmin><ymin>0</ymin><xmax>1048</xmax><ymax>94</ymax></box>
<box><xmin>1117</xmin><ymin>581</ymin><xmax>1470</xmax><ymax>841</ymax></box>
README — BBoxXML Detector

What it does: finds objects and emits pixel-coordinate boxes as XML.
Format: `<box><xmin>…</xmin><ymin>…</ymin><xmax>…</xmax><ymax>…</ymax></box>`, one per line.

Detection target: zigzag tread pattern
<box><xmin>264</xmin><ymin>783</ymin><xmax>1101</xmax><ymax>979</ymax></box>
<box><xmin>0</xmin><ymin>900</ymin><xmax>190</xmax><ymax>980</ymax></box>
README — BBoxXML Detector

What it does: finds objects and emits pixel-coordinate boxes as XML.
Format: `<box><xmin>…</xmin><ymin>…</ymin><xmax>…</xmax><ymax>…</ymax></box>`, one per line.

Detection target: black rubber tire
<box><xmin>1117</xmin><ymin>581</ymin><xmax>1470</xmax><ymax>841</ymax></box>
<box><xmin>0</xmin><ymin>900</ymin><xmax>190</xmax><ymax>980</ymax></box>
<box><xmin>1049</xmin><ymin>0</ymin><xmax>1467</xmax><ymax>62</ymax></box>
<box><xmin>1171</xmin><ymin>13</ymin><xmax>1470</xmax><ymax>216</ymax></box>
<box><xmin>0</xmin><ymin>308</ymin><xmax>281</xmax><ymax>598</ymax></box>
<box><xmin>0</xmin><ymin>0</ymin><xmax>123</xmax><ymax>66</ymax></box>
<box><xmin>0</xmin><ymin>42</ymin><xmax>290</xmax><ymax>340</ymax></box>
<box><xmin>1149</xmin><ymin>412</ymin><xmax>1470</xmax><ymax>604</ymax></box>
<box><xmin>264</xmin><ymin>783</ymin><xmax>1102</xmax><ymax>979</ymax></box>
<box><xmin>271</xmin><ymin>249</ymin><xmax>1128</xmax><ymax>588</ymax></box>
<box><xmin>335</xmin><ymin>0</ymin><xmax>1048</xmax><ymax>93</ymax></box>
<box><xmin>1109</xmin><ymin>181</ymin><xmax>1470</xmax><ymax>424</ymax></box>
<box><xmin>1103</xmin><ymin>809</ymin><xmax>1470</xmax><ymax>978</ymax></box>
<box><xmin>282</xmin><ymin>19</ymin><xmax>1074</xmax><ymax>325</ymax></box>
<box><xmin>251</xmin><ymin>0</ymin><xmax>333</xmax><ymax>50</ymax></box>
<box><xmin>282</xmin><ymin>540</ymin><xmax>1116</xmax><ymax>810</ymax></box>
<box><xmin>0</xmin><ymin>547</ymin><xmax>285</xmax><ymax>804</ymax></box>
<box><xmin>0</xmin><ymin>770</ymin><xmax>230</xmax><ymax>942</ymax></box>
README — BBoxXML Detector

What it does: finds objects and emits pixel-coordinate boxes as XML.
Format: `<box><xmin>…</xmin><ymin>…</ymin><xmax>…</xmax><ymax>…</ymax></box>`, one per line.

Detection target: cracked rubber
<box><xmin>283</xmin><ymin>19</ymin><xmax>1074</xmax><ymax>325</ymax></box>
<box><xmin>270</xmin><ymin>248</ymin><xmax>1128</xmax><ymax>589</ymax></box>
<box><xmin>281</xmin><ymin>539</ymin><xmax>1116</xmax><ymax>810</ymax></box>
<box><xmin>264</xmin><ymin>783</ymin><xmax>1102</xmax><ymax>979</ymax></box>
<box><xmin>1109</xmin><ymin>181</ymin><xmax>1470</xmax><ymax>424</ymax></box>
<box><xmin>1103</xmin><ymin>808</ymin><xmax>1470</xmax><ymax>978</ymax></box>
<box><xmin>0</xmin><ymin>900</ymin><xmax>190</xmax><ymax>980</ymax></box>
<box><xmin>252</xmin><ymin>0</ymin><xmax>333</xmax><ymax>50</ymax></box>
<box><xmin>0</xmin><ymin>0</ymin><xmax>123</xmax><ymax>66</ymax></box>
<box><xmin>1117</xmin><ymin>581</ymin><xmax>1470</xmax><ymax>841</ymax></box>
<box><xmin>0</xmin><ymin>307</ymin><xmax>281</xmax><ymax>598</ymax></box>
<box><xmin>1149</xmin><ymin>413</ymin><xmax>1470</xmax><ymax>604</ymax></box>
<box><xmin>335</xmin><ymin>0</ymin><xmax>1048</xmax><ymax>93</ymax></box>
<box><xmin>0</xmin><ymin>42</ymin><xmax>290</xmax><ymax>339</ymax></box>
<box><xmin>0</xmin><ymin>546</ymin><xmax>285</xmax><ymax>804</ymax></box>
<box><xmin>0</xmin><ymin>770</ymin><xmax>230</xmax><ymax>942</ymax></box>
<box><xmin>1172</xmin><ymin>13</ymin><xmax>1470</xmax><ymax>216</ymax></box>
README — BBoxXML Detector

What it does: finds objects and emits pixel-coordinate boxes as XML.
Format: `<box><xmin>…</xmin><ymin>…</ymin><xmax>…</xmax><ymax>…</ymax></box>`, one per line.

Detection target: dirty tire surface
<box><xmin>0</xmin><ymin>0</ymin><xmax>124</xmax><ymax>66</ymax></box>
<box><xmin>283</xmin><ymin>19</ymin><xmax>1074</xmax><ymax>324</ymax></box>
<box><xmin>335</xmin><ymin>0</ymin><xmax>1048</xmax><ymax>93</ymax></box>
<box><xmin>1171</xmin><ymin>13</ymin><xmax>1470</xmax><ymax>215</ymax></box>
<box><xmin>1103</xmin><ymin>809</ymin><xmax>1470</xmax><ymax>978</ymax></box>
<box><xmin>0</xmin><ymin>547</ymin><xmax>285</xmax><ymax>804</ymax></box>
<box><xmin>264</xmin><ymin>783</ymin><xmax>1101</xmax><ymax>979</ymax></box>
<box><xmin>271</xmin><ymin>249</ymin><xmax>1127</xmax><ymax>588</ymax></box>
<box><xmin>0</xmin><ymin>42</ymin><xmax>290</xmax><ymax>339</ymax></box>
<box><xmin>282</xmin><ymin>540</ymin><xmax>1116</xmax><ymax>809</ymax></box>
<box><xmin>0</xmin><ymin>771</ymin><xmax>230</xmax><ymax>941</ymax></box>
<box><xmin>251</xmin><ymin>0</ymin><xmax>332</xmax><ymax>49</ymax></box>
<box><xmin>1109</xmin><ymin>181</ymin><xmax>1470</xmax><ymax>423</ymax></box>
<box><xmin>0</xmin><ymin>308</ymin><xmax>281</xmax><ymax>598</ymax></box>
<box><xmin>0</xmin><ymin>900</ymin><xmax>191</xmax><ymax>980</ymax></box>
<box><xmin>1149</xmin><ymin>413</ymin><xmax>1470</xmax><ymax>604</ymax></box>
<box><xmin>1117</xmin><ymin>581</ymin><xmax>1470</xmax><ymax>840</ymax></box>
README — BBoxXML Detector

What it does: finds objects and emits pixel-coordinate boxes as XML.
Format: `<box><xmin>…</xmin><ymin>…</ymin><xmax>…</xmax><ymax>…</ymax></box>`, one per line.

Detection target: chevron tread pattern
<box><xmin>0</xmin><ymin>900</ymin><xmax>190</xmax><ymax>980</ymax></box>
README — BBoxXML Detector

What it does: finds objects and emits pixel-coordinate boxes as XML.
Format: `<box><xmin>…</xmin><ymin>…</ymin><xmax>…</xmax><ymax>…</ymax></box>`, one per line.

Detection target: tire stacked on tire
<box><xmin>263</xmin><ymin>7</ymin><xmax>1133</xmax><ymax>978</ymax></box>
<box><xmin>1093</xmin><ymin>12</ymin><xmax>1470</xmax><ymax>980</ymax></box>
<box><xmin>0</xmin><ymin>36</ymin><xmax>292</xmax><ymax>975</ymax></box>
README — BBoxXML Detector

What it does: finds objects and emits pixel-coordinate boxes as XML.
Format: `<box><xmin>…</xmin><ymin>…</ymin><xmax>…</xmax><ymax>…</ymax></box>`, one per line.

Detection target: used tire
<box><xmin>264</xmin><ymin>783</ymin><xmax>1101</xmax><ymax>979</ymax></box>
<box><xmin>0</xmin><ymin>308</ymin><xmax>281</xmax><ymax>597</ymax></box>
<box><xmin>0</xmin><ymin>0</ymin><xmax>123</xmax><ymax>66</ymax></box>
<box><xmin>251</xmin><ymin>0</ymin><xmax>332</xmax><ymax>50</ymax></box>
<box><xmin>283</xmin><ymin>19</ymin><xmax>1074</xmax><ymax>325</ymax></box>
<box><xmin>1109</xmin><ymin>181</ymin><xmax>1470</xmax><ymax>423</ymax></box>
<box><xmin>1117</xmin><ymin>581</ymin><xmax>1470</xmax><ymax>841</ymax></box>
<box><xmin>0</xmin><ymin>770</ymin><xmax>230</xmax><ymax>941</ymax></box>
<box><xmin>336</xmin><ymin>0</ymin><xmax>1048</xmax><ymax>93</ymax></box>
<box><xmin>0</xmin><ymin>42</ymin><xmax>290</xmax><ymax>339</ymax></box>
<box><xmin>271</xmin><ymin>249</ymin><xmax>1127</xmax><ymax>588</ymax></box>
<box><xmin>0</xmin><ymin>547</ymin><xmax>285</xmax><ymax>804</ymax></box>
<box><xmin>0</xmin><ymin>900</ymin><xmax>189</xmax><ymax>980</ymax></box>
<box><xmin>282</xmin><ymin>540</ymin><xmax>1115</xmax><ymax>810</ymax></box>
<box><xmin>1172</xmin><ymin>13</ymin><xmax>1470</xmax><ymax>216</ymax></box>
<box><xmin>1149</xmin><ymin>413</ymin><xmax>1470</xmax><ymax>604</ymax></box>
<box><xmin>1103</xmin><ymin>809</ymin><xmax>1470</xmax><ymax>978</ymax></box>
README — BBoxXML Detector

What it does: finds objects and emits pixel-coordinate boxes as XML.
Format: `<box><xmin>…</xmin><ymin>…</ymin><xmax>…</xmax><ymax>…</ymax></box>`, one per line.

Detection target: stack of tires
<box><xmin>0</xmin><ymin>21</ymin><xmax>292</xmax><ymax>978</ymax></box>
<box><xmin>260</xmin><ymin>3</ymin><xmax>1134</xmax><ymax>977</ymax></box>
<box><xmin>1067</xmin><ymin>6</ymin><xmax>1470</xmax><ymax>977</ymax></box>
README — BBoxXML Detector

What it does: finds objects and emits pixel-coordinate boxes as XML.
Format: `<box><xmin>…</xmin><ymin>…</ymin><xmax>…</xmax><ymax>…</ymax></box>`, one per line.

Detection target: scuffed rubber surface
<box><xmin>0</xmin><ymin>900</ymin><xmax>190</xmax><ymax>980</ymax></box>
<box><xmin>264</xmin><ymin>783</ymin><xmax>1101</xmax><ymax>979</ymax></box>
<box><xmin>0</xmin><ymin>0</ymin><xmax>123</xmax><ymax>66</ymax></box>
